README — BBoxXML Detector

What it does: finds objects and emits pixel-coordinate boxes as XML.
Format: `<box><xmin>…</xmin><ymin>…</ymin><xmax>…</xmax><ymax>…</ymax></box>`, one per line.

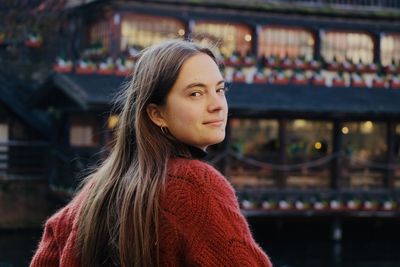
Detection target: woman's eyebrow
<box><xmin>183</xmin><ymin>80</ymin><xmax>225</xmax><ymax>91</ymax></box>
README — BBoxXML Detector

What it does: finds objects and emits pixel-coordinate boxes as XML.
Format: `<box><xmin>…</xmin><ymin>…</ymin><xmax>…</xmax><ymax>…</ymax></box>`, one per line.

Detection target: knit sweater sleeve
<box><xmin>30</xmin><ymin>214</ymin><xmax>61</xmax><ymax>267</ymax></box>
<box><xmin>161</xmin><ymin>159</ymin><xmax>272</xmax><ymax>267</ymax></box>
<box><xmin>30</xmin><ymin>190</ymin><xmax>84</xmax><ymax>267</ymax></box>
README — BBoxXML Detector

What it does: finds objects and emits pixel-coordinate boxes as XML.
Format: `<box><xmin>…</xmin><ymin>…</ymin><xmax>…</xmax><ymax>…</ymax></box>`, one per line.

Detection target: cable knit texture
<box><xmin>30</xmin><ymin>158</ymin><xmax>272</xmax><ymax>267</ymax></box>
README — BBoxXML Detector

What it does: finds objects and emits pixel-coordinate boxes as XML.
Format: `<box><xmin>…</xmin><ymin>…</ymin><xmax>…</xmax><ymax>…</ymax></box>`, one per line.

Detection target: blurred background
<box><xmin>1</xmin><ymin>0</ymin><xmax>400</xmax><ymax>266</ymax></box>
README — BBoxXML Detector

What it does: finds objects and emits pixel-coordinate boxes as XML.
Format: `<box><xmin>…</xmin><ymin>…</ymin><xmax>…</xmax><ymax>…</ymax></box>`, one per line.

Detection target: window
<box><xmin>381</xmin><ymin>33</ymin><xmax>400</xmax><ymax>66</ymax></box>
<box><xmin>10</xmin><ymin>119</ymin><xmax>35</xmax><ymax>140</ymax></box>
<box><xmin>89</xmin><ymin>20</ymin><xmax>112</xmax><ymax>52</ymax></box>
<box><xmin>321</xmin><ymin>31</ymin><xmax>374</xmax><ymax>64</ymax></box>
<box><xmin>191</xmin><ymin>21</ymin><xmax>252</xmax><ymax>57</ymax></box>
<box><xmin>341</xmin><ymin>121</ymin><xmax>387</xmax><ymax>188</ymax></box>
<box><xmin>70</xmin><ymin>116</ymin><xmax>99</xmax><ymax>147</ymax></box>
<box><xmin>393</xmin><ymin>123</ymin><xmax>400</xmax><ymax>188</ymax></box>
<box><xmin>286</xmin><ymin>120</ymin><xmax>332</xmax><ymax>188</ymax></box>
<box><xmin>258</xmin><ymin>26</ymin><xmax>314</xmax><ymax>60</ymax></box>
<box><xmin>227</xmin><ymin>119</ymin><xmax>279</xmax><ymax>188</ymax></box>
<box><xmin>121</xmin><ymin>14</ymin><xmax>185</xmax><ymax>51</ymax></box>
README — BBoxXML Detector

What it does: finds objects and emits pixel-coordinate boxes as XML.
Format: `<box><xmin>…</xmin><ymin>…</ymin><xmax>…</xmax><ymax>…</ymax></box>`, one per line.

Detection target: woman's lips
<box><xmin>203</xmin><ymin>120</ymin><xmax>225</xmax><ymax>126</ymax></box>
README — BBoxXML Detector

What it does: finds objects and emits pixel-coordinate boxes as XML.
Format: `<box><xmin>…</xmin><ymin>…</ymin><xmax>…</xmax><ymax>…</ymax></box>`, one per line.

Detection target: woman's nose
<box><xmin>207</xmin><ymin>92</ymin><xmax>226</xmax><ymax>112</ymax></box>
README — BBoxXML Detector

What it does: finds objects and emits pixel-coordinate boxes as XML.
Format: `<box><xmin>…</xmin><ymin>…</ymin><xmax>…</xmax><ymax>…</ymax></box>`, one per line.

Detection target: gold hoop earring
<box><xmin>160</xmin><ymin>126</ymin><xmax>168</xmax><ymax>135</ymax></box>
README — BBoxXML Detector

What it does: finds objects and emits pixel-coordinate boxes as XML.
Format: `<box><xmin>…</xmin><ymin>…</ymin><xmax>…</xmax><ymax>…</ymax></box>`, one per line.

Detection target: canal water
<box><xmin>1</xmin><ymin>218</ymin><xmax>400</xmax><ymax>267</ymax></box>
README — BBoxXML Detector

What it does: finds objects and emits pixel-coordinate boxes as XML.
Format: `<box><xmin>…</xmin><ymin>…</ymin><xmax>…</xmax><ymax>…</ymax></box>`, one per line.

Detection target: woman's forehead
<box><xmin>176</xmin><ymin>53</ymin><xmax>223</xmax><ymax>85</ymax></box>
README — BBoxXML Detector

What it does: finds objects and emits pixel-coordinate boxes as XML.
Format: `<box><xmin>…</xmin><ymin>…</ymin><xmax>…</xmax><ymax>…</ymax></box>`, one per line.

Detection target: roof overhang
<box><xmin>45</xmin><ymin>73</ymin><xmax>400</xmax><ymax>120</ymax></box>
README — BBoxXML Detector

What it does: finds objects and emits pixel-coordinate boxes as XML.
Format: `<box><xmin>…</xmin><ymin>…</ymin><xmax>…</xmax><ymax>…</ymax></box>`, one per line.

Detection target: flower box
<box><xmin>342</xmin><ymin>62</ymin><xmax>354</xmax><ymax>72</ymax></box>
<box><xmin>96</xmin><ymin>68</ymin><xmax>114</xmax><ymax>75</ymax></box>
<box><xmin>233</xmin><ymin>73</ymin><xmax>246</xmax><ymax>83</ymax></box>
<box><xmin>312</xmin><ymin>77</ymin><xmax>326</xmax><ymax>86</ymax></box>
<box><xmin>332</xmin><ymin>79</ymin><xmax>346</xmax><ymax>87</ymax></box>
<box><xmin>385</xmin><ymin>65</ymin><xmax>398</xmax><ymax>74</ymax></box>
<box><xmin>225</xmin><ymin>57</ymin><xmax>241</xmax><ymax>67</ymax></box>
<box><xmin>53</xmin><ymin>65</ymin><xmax>72</xmax><ymax>73</ymax></box>
<box><xmin>307</xmin><ymin>60</ymin><xmax>321</xmax><ymax>71</ymax></box>
<box><xmin>365</xmin><ymin>63</ymin><xmax>378</xmax><ymax>73</ymax></box>
<box><xmin>351</xmin><ymin>80</ymin><xmax>366</xmax><ymax>87</ymax></box>
<box><xmin>253</xmin><ymin>73</ymin><xmax>267</xmax><ymax>84</ymax></box>
<box><xmin>346</xmin><ymin>200</ymin><xmax>361</xmax><ymax>211</ymax></box>
<box><xmin>372</xmin><ymin>80</ymin><xmax>386</xmax><ymax>88</ymax></box>
<box><xmin>243</xmin><ymin>57</ymin><xmax>255</xmax><ymax>67</ymax></box>
<box><xmin>329</xmin><ymin>200</ymin><xmax>344</xmax><ymax>210</ymax></box>
<box><xmin>327</xmin><ymin>62</ymin><xmax>339</xmax><ymax>71</ymax></box>
<box><xmin>25</xmin><ymin>39</ymin><xmax>42</xmax><ymax>48</ymax></box>
<box><xmin>391</xmin><ymin>80</ymin><xmax>400</xmax><ymax>89</ymax></box>
<box><xmin>272</xmin><ymin>76</ymin><xmax>289</xmax><ymax>85</ymax></box>
<box><xmin>241</xmin><ymin>199</ymin><xmax>257</xmax><ymax>210</ymax></box>
<box><xmin>76</xmin><ymin>66</ymin><xmax>96</xmax><ymax>74</ymax></box>
<box><xmin>362</xmin><ymin>200</ymin><xmax>379</xmax><ymax>211</ymax></box>
<box><xmin>292</xmin><ymin>78</ymin><xmax>308</xmax><ymax>85</ymax></box>
<box><xmin>281</xmin><ymin>59</ymin><xmax>293</xmax><ymax>69</ymax></box>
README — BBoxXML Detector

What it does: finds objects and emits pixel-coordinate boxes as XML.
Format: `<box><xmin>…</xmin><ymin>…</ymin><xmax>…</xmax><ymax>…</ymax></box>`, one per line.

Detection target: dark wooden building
<box><xmin>0</xmin><ymin>71</ymin><xmax>52</xmax><ymax>181</ymax></box>
<box><xmin>30</xmin><ymin>0</ymin><xmax>400</xmax><ymax>223</ymax></box>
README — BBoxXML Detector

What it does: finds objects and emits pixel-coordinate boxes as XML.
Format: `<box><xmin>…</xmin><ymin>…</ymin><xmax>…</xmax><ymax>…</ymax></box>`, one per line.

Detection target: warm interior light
<box><xmin>314</xmin><ymin>142</ymin><xmax>322</xmax><ymax>150</ymax></box>
<box><xmin>294</xmin><ymin>119</ymin><xmax>307</xmax><ymax>128</ymax></box>
<box><xmin>361</xmin><ymin>121</ymin><xmax>373</xmax><ymax>134</ymax></box>
<box><xmin>178</xmin><ymin>29</ymin><xmax>185</xmax><ymax>36</ymax></box>
<box><xmin>108</xmin><ymin>115</ymin><xmax>119</xmax><ymax>129</ymax></box>
<box><xmin>244</xmin><ymin>34</ymin><xmax>252</xmax><ymax>42</ymax></box>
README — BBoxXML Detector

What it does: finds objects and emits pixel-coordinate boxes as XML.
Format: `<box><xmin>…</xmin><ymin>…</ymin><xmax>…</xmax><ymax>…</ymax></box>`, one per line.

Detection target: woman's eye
<box><xmin>190</xmin><ymin>91</ymin><xmax>202</xmax><ymax>97</ymax></box>
<box><xmin>216</xmin><ymin>87</ymin><xmax>228</xmax><ymax>94</ymax></box>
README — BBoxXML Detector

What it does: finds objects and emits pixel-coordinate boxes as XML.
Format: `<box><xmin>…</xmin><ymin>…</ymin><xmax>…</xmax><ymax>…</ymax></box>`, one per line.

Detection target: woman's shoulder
<box><xmin>161</xmin><ymin>158</ymin><xmax>242</xmax><ymax>236</ymax></box>
<box><xmin>168</xmin><ymin>158</ymin><xmax>227</xmax><ymax>187</ymax></box>
<box><xmin>165</xmin><ymin>158</ymin><xmax>236</xmax><ymax>204</ymax></box>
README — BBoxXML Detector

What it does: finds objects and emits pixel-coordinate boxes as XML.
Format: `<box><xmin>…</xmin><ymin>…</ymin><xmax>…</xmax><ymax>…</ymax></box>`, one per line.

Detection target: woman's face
<box><xmin>151</xmin><ymin>53</ymin><xmax>228</xmax><ymax>150</ymax></box>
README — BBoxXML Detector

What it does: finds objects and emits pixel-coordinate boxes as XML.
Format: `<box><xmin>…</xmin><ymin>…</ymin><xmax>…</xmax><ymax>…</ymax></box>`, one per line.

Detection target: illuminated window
<box><xmin>70</xmin><ymin>116</ymin><xmax>99</xmax><ymax>147</ymax></box>
<box><xmin>258</xmin><ymin>26</ymin><xmax>314</xmax><ymax>60</ymax></box>
<box><xmin>286</xmin><ymin>120</ymin><xmax>332</xmax><ymax>188</ymax></box>
<box><xmin>121</xmin><ymin>14</ymin><xmax>185</xmax><ymax>50</ymax></box>
<box><xmin>228</xmin><ymin>119</ymin><xmax>279</xmax><ymax>188</ymax></box>
<box><xmin>89</xmin><ymin>20</ymin><xmax>112</xmax><ymax>52</ymax></box>
<box><xmin>321</xmin><ymin>31</ymin><xmax>374</xmax><ymax>64</ymax></box>
<box><xmin>381</xmin><ymin>33</ymin><xmax>400</xmax><ymax>66</ymax></box>
<box><xmin>341</xmin><ymin>121</ymin><xmax>387</xmax><ymax>188</ymax></box>
<box><xmin>191</xmin><ymin>21</ymin><xmax>252</xmax><ymax>57</ymax></box>
<box><xmin>394</xmin><ymin>123</ymin><xmax>400</xmax><ymax>188</ymax></box>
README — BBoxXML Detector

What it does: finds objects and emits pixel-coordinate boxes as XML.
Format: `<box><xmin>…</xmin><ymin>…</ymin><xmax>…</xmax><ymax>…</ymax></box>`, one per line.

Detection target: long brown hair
<box><xmin>77</xmin><ymin>40</ymin><xmax>217</xmax><ymax>267</ymax></box>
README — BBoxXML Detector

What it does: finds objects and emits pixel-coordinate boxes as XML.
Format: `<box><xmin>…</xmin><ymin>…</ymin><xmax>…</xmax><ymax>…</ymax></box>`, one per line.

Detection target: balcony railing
<box><xmin>0</xmin><ymin>141</ymin><xmax>50</xmax><ymax>181</ymax></box>
<box><xmin>157</xmin><ymin>0</ymin><xmax>400</xmax><ymax>11</ymax></box>
<box><xmin>0</xmin><ymin>140</ymin><xmax>102</xmax><ymax>196</ymax></box>
<box><xmin>260</xmin><ymin>0</ymin><xmax>400</xmax><ymax>11</ymax></box>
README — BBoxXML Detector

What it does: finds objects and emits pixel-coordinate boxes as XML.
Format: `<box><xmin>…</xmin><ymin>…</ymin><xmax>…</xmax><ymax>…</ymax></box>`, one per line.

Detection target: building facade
<box><xmin>33</xmin><ymin>0</ymin><xmax>400</xmax><ymax>219</ymax></box>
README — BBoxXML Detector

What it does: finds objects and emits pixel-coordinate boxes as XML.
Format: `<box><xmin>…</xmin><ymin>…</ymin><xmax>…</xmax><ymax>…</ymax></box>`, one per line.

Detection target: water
<box><xmin>0</xmin><ymin>230</ymin><xmax>41</xmax><ymax>267</ymax></box>
<box><xmin>1</xmin><ymin>219</ymin><xmax>400</xmax><ymax>267</ymax></box>
<box><xmin>249</xmin><ymin>217</ymin><xmax>400</xmax><ymax>267</ymax></box>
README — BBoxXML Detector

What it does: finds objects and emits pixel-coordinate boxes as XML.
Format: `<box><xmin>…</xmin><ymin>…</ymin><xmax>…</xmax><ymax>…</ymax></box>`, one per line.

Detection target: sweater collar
<box><xmin>187</xmin><ymin>145</ymin><xmax>208</xmax><ymax>159</ymax></box>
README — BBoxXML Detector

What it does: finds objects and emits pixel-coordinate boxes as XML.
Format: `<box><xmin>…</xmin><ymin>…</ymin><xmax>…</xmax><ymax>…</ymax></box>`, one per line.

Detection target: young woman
<box><xmin>30</xmin><ymin>39</ymin><xmax>272</xmax><ymax>267</ymax></box>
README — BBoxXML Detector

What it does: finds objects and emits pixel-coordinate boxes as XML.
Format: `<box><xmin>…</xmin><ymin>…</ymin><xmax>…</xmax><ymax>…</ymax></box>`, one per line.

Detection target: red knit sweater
<box><xmin>30</xmin><ymin>158</ymin><xmax>272</xmax><ymax>266</ymax></box>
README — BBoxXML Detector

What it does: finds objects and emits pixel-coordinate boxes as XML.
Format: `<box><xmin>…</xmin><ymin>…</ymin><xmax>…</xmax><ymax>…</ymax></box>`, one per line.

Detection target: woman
<box><xmin>30</xmin><ymin>39</ymin><xmax>272</xmax><ymax>267</ymax></box>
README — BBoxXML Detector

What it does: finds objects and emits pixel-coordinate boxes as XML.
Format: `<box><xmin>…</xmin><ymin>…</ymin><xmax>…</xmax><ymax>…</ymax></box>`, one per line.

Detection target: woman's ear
<box><xmin>146</xmin><ymin>103</ymin><xmax>166</xmax><ymax>127</ymax></box>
